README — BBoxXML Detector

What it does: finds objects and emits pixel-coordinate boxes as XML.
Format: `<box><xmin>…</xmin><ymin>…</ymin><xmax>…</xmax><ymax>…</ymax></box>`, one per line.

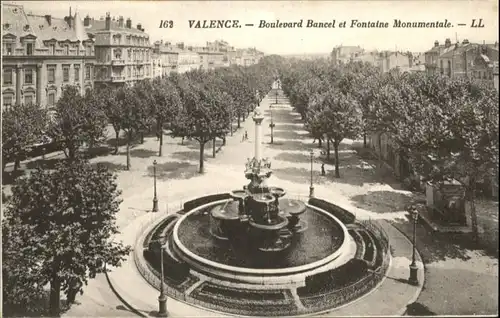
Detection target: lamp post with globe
<box><xmin>309</xmin><ymin>150</ymin><xmax>315</xmax><ymax>198</ymax></box>
<box><xmin>408</xmin><ymin>206</ymin><xmax>419</xmax><ymax>285</ymax></box>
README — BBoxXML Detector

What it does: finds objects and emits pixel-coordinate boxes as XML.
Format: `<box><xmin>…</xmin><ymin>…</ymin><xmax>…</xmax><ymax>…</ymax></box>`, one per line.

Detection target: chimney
<box><xmin>434</xmin><ymin>40</ymin><xmax>439</xmax><ymax>47</ymax></box>
<box><xmin>105</xmin><ymin>12</ymin><xmax>111</xmax><ymax>30</ymax></box>
<box><xmin>445</xmin><ymin>38</ymin><xmax>451</xmax><ymax>48</ymax></box>
<box><xmin>45</xmin><ymin>15</ymin><xmax>52</xmax><ymax>25</ymax></box>
<box><xmin>126</xmin><ymin>18</ymin><xmax>132</xmax><ymax>28</ymax></box>
<box><xmin>118</xmin><ymin>16</ymin><xmax>124</xmax><ymax>27</ymax></box>
<box><xmin>84</xmin><ymin>15</ymin><xmax>91</xmax><ymax>26</ymax></box>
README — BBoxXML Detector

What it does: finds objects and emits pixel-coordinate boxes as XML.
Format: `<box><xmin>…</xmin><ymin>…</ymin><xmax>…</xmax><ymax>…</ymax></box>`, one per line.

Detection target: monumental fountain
<box><xmin>138</xmin><ymin>102</ymin><xmax>391</xmax><ymax>316</ymax></box>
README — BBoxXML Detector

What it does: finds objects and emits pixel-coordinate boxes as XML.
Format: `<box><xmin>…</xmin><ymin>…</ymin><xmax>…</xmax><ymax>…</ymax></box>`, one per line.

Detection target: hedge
<box><xmin>308</xmin><ymin>197</ymin><xmax>356</xmax><ymax>224</ymax></box>
<box><xmin>183</xmin><ymin>193</ymin><xmax>232</xmax><ymax>212</ymax></box>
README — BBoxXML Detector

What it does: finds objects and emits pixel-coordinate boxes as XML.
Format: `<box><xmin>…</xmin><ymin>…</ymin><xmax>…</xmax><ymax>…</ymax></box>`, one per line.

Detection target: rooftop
<box><xmin>85</xmin><ymin>19</ymin><xmax>147</xmax><ymax>36</ymax></box>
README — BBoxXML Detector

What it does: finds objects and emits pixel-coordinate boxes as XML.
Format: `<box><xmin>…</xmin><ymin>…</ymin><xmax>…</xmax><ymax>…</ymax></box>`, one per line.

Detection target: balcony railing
<box><xmin>111</xmin><ymin>59</ymin><xmax>126</xmax><ymax>66</ymax></box>
<box><xmin>111</xmin><ymin>75</ymin><xmax>126</xmax><ymax>82</ymax></box>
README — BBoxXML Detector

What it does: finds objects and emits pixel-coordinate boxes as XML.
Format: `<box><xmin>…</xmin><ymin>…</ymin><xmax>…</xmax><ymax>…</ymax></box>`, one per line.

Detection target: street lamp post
<box><xmin>157</xmin><ymin>240</ymin><xmax>168</xmax><ymax>316</ymax></box>
<box><xmin>408</xmin><ymin>206</ymin><xmax>419</xmax><ymax>286</ymax></box>
<box><xmin>152</xmin><ymin>160</ymin><xmax>159</xmax><ymax>212</ymax></box>
<box><xmin>309</xmin><ymin>150</ymin><xmax>315</xmax><ymax>198</ymax></box>
<box><xmin>269</xmin><ymin>105</ymin><xmax>275</xmax><ymax>144</ymax></box>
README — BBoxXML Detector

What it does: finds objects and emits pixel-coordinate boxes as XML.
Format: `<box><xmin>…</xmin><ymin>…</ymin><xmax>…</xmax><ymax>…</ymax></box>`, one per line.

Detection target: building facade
<box><xmin>153</xmin><ymin>41</ymin><xmax>199</xmax><ymax>75</ymax></box>
<box><xmin>85</xmin><ymin>13</ymin><xmax>151</xmax><ymax>89</ymax></box>
<box><xmin>151</xmin><ymin>53</ymin><xmax>162</xmax><ymax>78</ymax></box>
<box><xmin>331</xmin><ymin>46</ymin><xmax>364</xmax><ymax>65</ymax></box>
<box><xmin>425</xmin><ymin>38</ymin><xmax>499</xmax><ymax>90</ymax></box>
<box><xmin>2</xmin><ymin>4</ymin><xmax>95</xmax><ymax>110</ymax></box>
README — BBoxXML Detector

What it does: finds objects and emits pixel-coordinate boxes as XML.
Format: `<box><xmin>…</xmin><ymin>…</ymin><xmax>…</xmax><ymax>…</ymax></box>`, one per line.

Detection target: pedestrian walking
<box><xmin>245</xmin><ymin>131</ymin><xmax>248</xmax><ymax>140</ymax></box>
<box><xmin>321</xmin><ymin>163</ymin><xmax>326</xmax><ymax>176</ymax></box>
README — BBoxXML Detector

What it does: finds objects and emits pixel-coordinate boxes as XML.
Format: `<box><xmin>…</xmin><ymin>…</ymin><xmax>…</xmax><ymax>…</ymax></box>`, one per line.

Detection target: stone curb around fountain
<box><xmin>105</xmin><ymin>197</ymin><xmax>425</xmax><ymax>317</ymax></box>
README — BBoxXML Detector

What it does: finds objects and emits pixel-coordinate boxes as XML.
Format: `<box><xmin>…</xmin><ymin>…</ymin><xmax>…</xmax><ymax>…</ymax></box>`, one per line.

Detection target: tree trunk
<box><xmin>230</xmin><ymin>123</ymin><xmax>233</xmax><ymax>136</ymax></box>
<box><xmin>13</xmin><ymin>159</ymin><xmax>20</xmax><ymax>172</ymax></box>
<box><xmin>181</xmin><ymin>136</ymin><xmax>184</xmax><ymax>145</ymax></box>
<box><xmin>327</xmin><ymin>139</ymin><xmax>331</xmax><ymax>160</ymax></box>
<box><xmin>223</xmin><ymin>136</ymin><xmax>226</xmax><ymax>146</ymax></box>
<box><xmin>126</xmin><ymin>131</ymin><xmax>132</xmax><ymax>170</ymax></box>
<box><xmin>68</xmin><ymin>145</ymin><xmax>76</xmax><ymax>160</ymax></box>
<box><xmin>470</xmin><ymin>182</ymin><xmax>479</xmax><ymax>243</ymax></box>
<box><xmin>334</xmin><ymin>141</ymin><xmax>340</xmax><ymax>178</ymax></box>
<box><xmin>140</xmin><ymin>132</ymin><xmax>144</xmax><ymax>144</ymax></box>
<box><xmin>49</xmin><ymin>277</ymin><xmax>61</xmax><ymax>316</ymax></box>
<box><xmin>237</xmin><ymin>115</ymin><xmax>241</xmax><ymax>128</ymax></box>
<box><xmin>199</xmin><ymin>142</ymin><xmax>205</xmax><ymax>173</ymax></box>
<box><xmin>114</xmin><ymin>130</ymin><xmax>120</xmax><ymax>155</ymax></box>
<box><xmin>158</xmin><ymin>123</ymin><xmax>163</xmax><ymax>157</ymax></box>
<box><xmin>212</xmin><ymin>137</ymin><xmax>216</xmax><ymax>158</ymax></box>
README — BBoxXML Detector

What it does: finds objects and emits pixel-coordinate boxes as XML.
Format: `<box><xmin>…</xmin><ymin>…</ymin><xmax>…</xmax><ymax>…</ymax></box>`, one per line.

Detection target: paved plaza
<box><xmin>10</xmin><ymin>91</ymin><xmax>495</xmax><ymax>317</ymax></box>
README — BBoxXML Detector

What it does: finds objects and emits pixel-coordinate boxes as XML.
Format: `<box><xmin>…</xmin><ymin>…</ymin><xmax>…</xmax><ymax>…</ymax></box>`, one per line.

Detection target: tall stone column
<box><xmin>36</xmin><ymin>63</ymin><xmax>43</xmax><ymax>105</ymax></box>
<box><xmin>16</xmin><ymin>64</ymin><xmax>22</xmax><ymax>105</ymax></box>
<box><xmin>253</xmin><ymin>107</ymin><xmax>264</xmax><ymax>161</ymax></box>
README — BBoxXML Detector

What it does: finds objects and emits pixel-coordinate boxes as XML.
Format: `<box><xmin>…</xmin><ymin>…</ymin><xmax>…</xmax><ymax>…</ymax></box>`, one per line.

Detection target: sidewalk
<box><xmin>106</xmin><ymin>214</ymin><xmax>423</xmax><ymax>317</ymax></box>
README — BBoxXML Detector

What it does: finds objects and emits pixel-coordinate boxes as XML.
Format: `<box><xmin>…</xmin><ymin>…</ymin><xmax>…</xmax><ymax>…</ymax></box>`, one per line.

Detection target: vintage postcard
<box><xmin>1</xmin><ymin>0</ymin><xmax>498</xmax><ymax>317</ymax></box>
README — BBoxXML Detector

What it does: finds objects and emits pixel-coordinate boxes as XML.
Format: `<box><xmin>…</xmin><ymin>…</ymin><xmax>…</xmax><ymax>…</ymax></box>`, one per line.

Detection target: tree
<box><xmin>2</xmin><ymin>159</ymin><xmax>131</xmax><ymax>316</ymax></box>
<box><xmin>150</xmin><ymin>78</ymin><xmax>182</xmax><ymax>156</ymax></box>
<box><xmin>172</xmin><ymin>82</ymin><xmax>231</xmax><ymax>173</ymax></box>
<box><xmin>2</xmin><ymin>103</ymin><xmax>47</xmax><ymax>174</ymax></box>
<box><xmin>320</xmin><ymin>89</ymin><xmax>363</xmax><ymax>178</ymax></box>
<box><xmin>99</xmin><ymin>87</ymin><xmax>122</xmax><ymax>155</ymax></box>
<box><xmin>49</xmin><ymin>86</ymin><xmax>107</xmax><ymax>160</ymax></box>
<box><xmin>115</xmin><ymin>85</ymin><xmax>150</xmax><ymax>170</ymax></box>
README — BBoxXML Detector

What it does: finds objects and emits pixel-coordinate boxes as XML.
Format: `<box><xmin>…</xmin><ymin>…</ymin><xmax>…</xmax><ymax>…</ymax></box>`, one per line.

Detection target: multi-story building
<box><xmin>153</xmin><ymin>41</ymin><xmax>199</xmax><ymax>75</ymax></box>
<box><xmin>331</xmin><ymin>46</ymin><xmax>364</xmax><ymax>65</ymax></box>
<box><xmin>193</xmin><ymin>46</ymin><xmax>225</xmax><ymax>70</ymax></box>
<box><xmin>425</xmin><ymin>38</ymin><xmax>499</xmax><ymax>90</ymax></box>
<box><xmin>177</xmin><ymin>46</ymin><xmax>200</xmax><ymax>73</ymax></box>
<box><xmin>151</xmin><ymin>53</ymin><xmax>163</xmax><ymax>78</ymax></box>
<box><xmin>2</xmin><ymin>4</ymin><xmax>95</xmax><ymax>110</ymax></box>
<box><xmin>85</xmin><ymin>13</ymin><xmax>151</xmax><ymax>89</ymax></box>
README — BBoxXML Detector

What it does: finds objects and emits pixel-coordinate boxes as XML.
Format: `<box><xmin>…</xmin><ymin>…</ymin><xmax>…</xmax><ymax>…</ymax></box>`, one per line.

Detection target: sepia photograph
<box><xmin>1</xmin><ymin>0</ymin><xmax>498</xmax><ymax>317</ymax></box>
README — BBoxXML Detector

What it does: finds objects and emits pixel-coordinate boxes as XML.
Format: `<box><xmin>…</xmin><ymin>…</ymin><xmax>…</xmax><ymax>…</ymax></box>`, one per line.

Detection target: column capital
<box><xmin>16</xmin><ymin>64</ymin><xmax>23</xmax><ymax>70</ymax></box>
<box><xmin>37</xmin><ymin>63</ymin><xmax>43</xmax><ymax>69</ymax></box>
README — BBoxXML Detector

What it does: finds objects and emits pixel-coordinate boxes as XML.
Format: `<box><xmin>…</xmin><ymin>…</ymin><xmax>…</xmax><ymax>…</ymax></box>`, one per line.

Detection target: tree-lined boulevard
<box><xmin>2</xmin><ymin>55</ymin><xmax>498</xmax><ymax>317</ymax></box>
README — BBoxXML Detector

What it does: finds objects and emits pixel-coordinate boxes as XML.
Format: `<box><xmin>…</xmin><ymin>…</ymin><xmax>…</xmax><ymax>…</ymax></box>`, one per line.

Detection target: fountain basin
<box><xmin>172</xmin><ymin>200</ymin><xmax>351</xmax><ymax>285</ymax></box>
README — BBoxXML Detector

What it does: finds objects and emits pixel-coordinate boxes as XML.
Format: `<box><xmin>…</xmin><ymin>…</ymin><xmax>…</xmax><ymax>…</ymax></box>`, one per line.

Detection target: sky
<box><xmin>7</xmin><ymin>0</ymin><xmax>499</xmax><ymax>55</ymax></box>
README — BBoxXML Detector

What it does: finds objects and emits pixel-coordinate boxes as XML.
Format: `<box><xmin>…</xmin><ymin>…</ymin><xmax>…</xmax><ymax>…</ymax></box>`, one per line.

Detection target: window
<box><xmin>86</xmin><ymin>46</ymin><xmax>91</xmax><ymax>56</ymax></box>
<box><xmin>3</xmin><ymin>69</ymin><xmax>12</xmax><ymax>84</ymax></box>
<box><xmin>74</xmin><ymin>66</ymin><xmax>80</xmax><ymax>82</ymax></box>
<box><xmin>24</xmin><ymin>95</ymin><xmax>33</xmax><ymax>105</ymax></box>
<box><xmin>65</xmin><ymin>45</ymin><xmax>69</xmax><ymax>55</ymax></box>
<box><xmin>26</xmin><ymin>43</ymin><xmax>33</xmax><ymax>55</ymax></box>
<box><xmin>85</xmin><ymin>66</ymin><xmax>91</xmax><ymax>80</ymax></box>
<box><xmin>440</xmin><ymin>60</ymin><xmax>443</xmax><ymax>74</ymax></box>
<box><xmin>49</xmin><ymin>44</ymin><xmax>55</xmax><ymax>55</ymax></box>
<box><xmin>447</xmin><ymin>60</ymin><xmax>452</xmax><ymax>77</ymax></box>
<box><xmin>3</xmin><ymin>95</ymin><xmax>13</xmax><ymax>110</ymax></box>
<box><xmin>24</xmin><ymin>68</ymin><xmax>33</xmax><ymax>84</ymax></box>
<box><xmin>4</xmin><ymin>43</ymin><xmax>13</xmax><ymax>55</ymax></box>
<box><xmin>48</xmin><ymin>92</ymin><xmax>56</xmax><ymax>106</ymax></box>
<box><xmin>63</xmin><ymin>66</ymin><xmax>69</xmax><ymax>82</ymax></box>
<box><xmin>48</xmin><ymin>68</ymin><xmax>55</xmax><ymax>83</ymax></box>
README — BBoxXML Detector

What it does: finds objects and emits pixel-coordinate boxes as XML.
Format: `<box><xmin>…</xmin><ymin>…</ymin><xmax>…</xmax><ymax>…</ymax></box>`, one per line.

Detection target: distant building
<box><xmin>152</xmin><ymin>41</ymin><xmax>199</xmax><ymax>75</ymax></box>
<box><xmin>151</xmin><ymin>53</ymin><xmax>162</xmax><ymax>78</ymax></box>
<box><xmin>331</xmin><ymin>46</ymin><xmax>364</xmax><ymax>65</ymax></box>
<box><xmin>85</xmin><ymin>13</ymin><xmax>151</xmax><ymax>89</ymax></box>
<box><xmin>2</xmin><ymin>4</ymin><xmax>95</xmax><ymax>110</ymax></box>
<box><xmin>425</xmin><ymin>38</ymin><xmax>499</xmax><ymax>90</ymax></box>
<box><xmin>352</xmin><ymin>50</ymin><xmax>425</xmax><ymax>73</ymax></box>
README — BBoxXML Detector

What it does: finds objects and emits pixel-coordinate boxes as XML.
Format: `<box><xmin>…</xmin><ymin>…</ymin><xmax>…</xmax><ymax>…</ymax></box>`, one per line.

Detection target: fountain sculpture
<box><xmin>209</xmin><ymin>106</ymin><xmax>307</xmax><ymax>252</ymax></box>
